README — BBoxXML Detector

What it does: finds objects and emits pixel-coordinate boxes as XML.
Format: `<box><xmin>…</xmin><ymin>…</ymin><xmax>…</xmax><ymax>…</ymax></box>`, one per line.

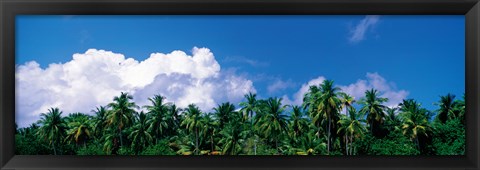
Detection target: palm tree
<box><xmin>221</xmin><ymin>107</ymin><xmax>246</xmax><ymax>155</ymax></box>
<box><xmin>218</xmin><ymin>120</ymin><xmax>246</xmax><ymax>155</ymax></box>
<box><xmin>36</xmin><ymin>107</ymin><xmax>66</xmax><ymax>155</ymax></box>
<box><xmin>65</xmin><ymin>113</ymin><xmax>93</xmax><ymax>149</ymax></box>
<box><xmin>167</xmin><ymin>104</ymin><xmax>182</xmax><ymax>134</ymax></box>
<box><xmin>145</xmin><ymin>95</ymin><xmax>170</xmax><ymax>144</ymax></box>
<box><xmin>358</xmin><ymin>89</ymin><xmax>388</xmax><ymax>135</ymax></box>
<box><xmin>129</xmin><ymin>112</ymin><xmax>153</xmax><ymax>155</ymax></box>
<box><xmin>452</xmin><ymin>94</ymin><xmax>465</xmax><ymax>124</ymax></box>
<box><xmin>213</xmin><ymin>102</ymin><xmax>236</xmax><ymax>129</ymax></box>
<box><xmin>102</xmin><ymin>128</ymin><xmax>119</xmax><ymax>155</ymax></box>
<box><xmin>399</xmin><ymin>99</ymin><xmax>432</xmax><ymax>151</ymax></box>
<box><xmin>201</xmin><ymin>113</ymin><xmax>219</xmax><ymax>153</ymax></box>
<box><xmin>289</xmin><ymin>106</ymin><xmax>309</xmax><ymax>143</ymax></box>
<box><xmin>92</xmin><ymin>106</ymin><xmax>108</xmax><ymax>139</ymax></box>
<box><xmin>337</xmin><ymin>108</ymin><xmax>366</xmax><ymax>155</ymax></box>
<box><xmin>106</xmin><ymin>92</ymin><xmax>138</xmax><ymax>147</ymax></box>
<box><xmin>314</xmin><ymin>80</ymin><xmax>342</xmax><ymax>154</ymax></box>
<box><xmin>384</xmin><ymin>107</ymin><xmax>401</xmax><ymax>132</ymax></box>
<box><xmin>256</xmin><ymin>97</ymin><xmax>289</xmax><ymax>152</ymax></box>
<box><xmin>181</xmin><ymin>104</ymin><xmax>204</xmax><ymax>155</ymax></box>
<box><xmin>303</xmin><ymin>85</ymin><xmax>321</xmax><ymax>131</ymax></box>
<box><xmin>303</xmin><ymin>85</ymin><xmax>321</xmax><ymax>113</ymax></box>
<box><xmin>240</xmin><ymin>92</ymin><xmax>258</xmax><ymax>127</ymax></box>
<box><xmin>340</xmin><ymin>93</ymin><xmax>355</xmax><ymax>115</ymax></box>
<box><xmin>435</xmin><ymin>93</ymin><xmax>455</xmax><ymax>124</ymax></box>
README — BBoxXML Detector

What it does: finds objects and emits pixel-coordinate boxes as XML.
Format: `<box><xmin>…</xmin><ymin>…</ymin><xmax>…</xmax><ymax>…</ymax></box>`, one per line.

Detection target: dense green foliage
<box><xmin>15</xmin><ymin>80</ymin><xmax>465</xmax><ymax>155</ymax></box>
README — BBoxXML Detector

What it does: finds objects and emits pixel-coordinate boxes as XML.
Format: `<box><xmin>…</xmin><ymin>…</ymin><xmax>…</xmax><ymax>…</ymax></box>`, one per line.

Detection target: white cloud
<box><xmin>16</xmin><ymin>47</ymin><xmax>255</xmax><ymax>127</ymax></box>
<box><xmin>282</xmin><ymin>76</ymin><xmax>326</xmax><ymax>106</ymax></box>
<box><xmin>267</xmin><ymin>79</ymin><xmax>295</xmax><ymax>94</ymax></box>
<box><xmin>349</xmin><ymin>15</ymin><xmax>380</xmax><ymax>43</ymax></box>
<box><xmin>283</xmin><ymin>72</ymin><xmax>408</xmax><ymax>108</ymax></box>
<box><xmin>338</xmin><ymin>72</ymin><xmax>409</xmax><ymax>108</ymax></box>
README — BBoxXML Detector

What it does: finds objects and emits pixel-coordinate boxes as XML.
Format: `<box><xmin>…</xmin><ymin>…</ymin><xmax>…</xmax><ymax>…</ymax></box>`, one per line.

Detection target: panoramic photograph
<box><xmin>15</xmin><ymin>15</ymin><xmax>465</xmax><ymax>155</ymax></box>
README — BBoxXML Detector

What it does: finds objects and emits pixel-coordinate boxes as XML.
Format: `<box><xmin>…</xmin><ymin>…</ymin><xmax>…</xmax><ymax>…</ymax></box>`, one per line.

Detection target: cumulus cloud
<box><xmin>338</xmin><ymin>73</ymin><xmax>409</xmax><ymax>108</ymax></box>
<box><xmin>349</xmin><ymin>15</ymin><xmax>380</xmax><ymax>43</ymax></box>
<box><xmin>283</xmin><ymin>73</ymin><xmax>408</xmax><ymax>108</ymax></box>
<box><xmin>16</xmin><ymin>47</ymin><xmax>255</xmax><ymax>127</ymax></box>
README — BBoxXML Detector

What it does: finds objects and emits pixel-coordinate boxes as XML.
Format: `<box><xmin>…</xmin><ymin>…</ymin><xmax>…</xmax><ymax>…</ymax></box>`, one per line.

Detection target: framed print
<box><xmin>1</xmin><ymin>0</ymin><xmax>479</xmax><ymax>170</ymax></box>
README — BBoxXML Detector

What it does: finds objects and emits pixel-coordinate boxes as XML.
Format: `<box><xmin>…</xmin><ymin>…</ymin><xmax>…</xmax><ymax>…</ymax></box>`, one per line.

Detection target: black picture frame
<box><xmin>1</xmin><ymin>0</ymin><xmax>479</xmax><ymax>170</ymax></box>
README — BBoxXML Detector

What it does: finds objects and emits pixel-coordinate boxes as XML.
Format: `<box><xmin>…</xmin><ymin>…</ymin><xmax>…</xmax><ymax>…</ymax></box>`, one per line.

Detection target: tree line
<box><xmin>15</xmin><ymin>79</ymin><xmax>465</xmax><ymax>155</ymax></box>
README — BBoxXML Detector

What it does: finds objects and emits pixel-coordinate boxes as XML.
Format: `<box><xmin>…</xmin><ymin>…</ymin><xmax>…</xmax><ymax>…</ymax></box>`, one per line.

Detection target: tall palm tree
<box><xmin>36</xmin><ymin>107</ymin><xmax>66</xmax><ymax>155</ymax></box>
<box><xmin>399</xmin><ymin>99</ymin><xmax>432</xmax><ymax>151</ymax></box>
<box><xmin>218</xmin><ymin>117</ymin><xmax>246</xmax><ymax>155</ymax></box>
<box><xmin>340</xmin><ymin>93</ymin><xmax>355</xmax><ymax>115</ymax></box>
<box><xmin>144</xmin><ymin>95</ymin><xmax>170</xmax><ymax>144</ymax></box>
<box><xmin>181</xmin><ymin>104</ymin><xmax>204</xmax><ymax>155</ymax></box>
<box><xmin>314</xmin><ymin>80</ymin><xmax>342</xmax><ymax>154</ymax></box>
<box><xmin>239</xmin><ymin>92</ymin><xmax>258</xmax><ymax>126</ymax></box>
<box><xmin>92</xmin><ymin>106</ymin><xmax>108</xmax><ymax>139</ymax></box>
<box><xmin>129</xmin><ymin>112</ymin><xmax>153</xmax><ymax>155</ymax></box>
<box><xmin>213</xmin><ymin>102</ymin><xmax>236</xmax><ymax>129</ymax></box>
<box><xmin>65</xmin><ymin>113</ymin><xmax>93</xmax><ymax>149</ymax></box>
<box><xmin>256</xmin><ymin>97</ymin><xmax>289</xmax><ymax>152</ymax></box>
<box><xmin>289</xmin><ymin>106</ymin><xmax>309</xmax><ymax>143</ymax></box>
<box><xmin>435</xmin><ymin>93</ymin><xmax>455</xmax><ymax>124</ymax></box>
<box><xmin>167</xmin><ymin>104</ymin><xmax>182</xmax><ymax>132</ymax></box>
<box><xmin>201</xmin><ymin>113</ymin><xmax>219</xmax><ymax>153</ymax></box>
<box><xmin>219</xmin><ymin>109</ymin><xmax>248</xmax><ymax>155</ymax></box>
<box><xmin>303</xmin><ymin>85</ymin><xmax>321</xmax><ymax>113</ymax></box>
<box><xmin>102</xmin><ymin>128</ymin><xmax>119</xmax><ymax>155</ymax></box>
<box><xmin>303</xmin><ymin>85</ymin><xmax>321</xmax><ymax>131</ymax></box>
<box><xmin>337</xmin><ymin>108</ymin><xmax>366</xmax><ymax>155</ymax></box>
<box><xmin>358</xmin><ymin>89</ymin><xmax>388</xmax><ymax>135</ymax></box>
<box><xmin>239</xmin><ymin>93</ymin><xmax>259</xmax><ymax>155</ymax></box>
<box><xmin>106</xmin><ymin>92</ymin><xmax>138</xmax><ymax>147</ymax></box>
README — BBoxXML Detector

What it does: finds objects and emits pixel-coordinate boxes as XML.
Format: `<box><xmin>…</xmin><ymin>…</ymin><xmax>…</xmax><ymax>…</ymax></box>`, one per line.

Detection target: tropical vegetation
<box><xmin>15</xmin><ymin>80</ymin><xmax>465</xmax><ymax>155</ymax></box>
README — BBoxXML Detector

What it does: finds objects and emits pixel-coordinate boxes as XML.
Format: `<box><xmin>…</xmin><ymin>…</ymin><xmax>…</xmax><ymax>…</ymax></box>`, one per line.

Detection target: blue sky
<box><xmin>15</xmin><ymin>15</ymin><xmax>464</xmax><ymax>127</ymax></box>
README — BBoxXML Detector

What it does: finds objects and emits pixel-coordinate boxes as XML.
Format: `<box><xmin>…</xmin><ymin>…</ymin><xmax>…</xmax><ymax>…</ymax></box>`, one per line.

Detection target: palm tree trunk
<box><xmin>276</xmin><ymin>138</ymin><xmax>278</xmax><ymax>153</ymax></box>
<box><xmin>275</xmin><ymin>130</ymin><xmax>279</xmax><ymax>153</ymax></box>
<box><xmin>370</xmin><ymin>120</ymin><xmax>373</xmax><ymax>134</ymax></box>
<box><xmin>350</xmin><ymin>134</ymin><xmax>353</xmax><ymax>155</ymax></box>
<box><xmin>119</xmin><ymin>127</ymin><xmax>123</xmax><ymax>147</ymax></box>
<box><xmin>345</xmin><ymin>135</ymin><xmax>348</xmax><ymax>155</ymax></box>
<box><xmin>53</xmin><ymin>143</ymin><xmax>57</xmax><ymax>155</ymax></box>
<box><xmin>195</xmin><ymin>128</ymin><xmax>199</xmax><ymax>155</ymax></box>
<box><xmin>232</xmin><ymin>140</ymin><xmax>236</xmax><ymax>155</ymax></box>
<box><xmin>353</xmin><ymin>137</ymin><xmax>356</xmax><ymax>156</ymax></box>
<box><xmin>211</xmin><ymin>133</ymin><xmax>214</xmax><ymax>152</ymax></box>
<box><xmin>415</xmin><ymin>136</ymin><xmax>420</xmax><ymax>151</ymax></box>
<box><xmin>250</xmin><ymin>111</ymin><xmax>256</xmax><ymax>155</ymax></box>
<box><xmin>254</xmin><ymin>136</ymin><xmax>257</xmax><ymax>155</ymax></box>
<box><xmin>327</xmin><ymin>117</ymin><xmax>331</xmax><ymax>154</ymax></box>
<box><xmin>250</xmin><ymin>111</ymin><xmax>254</xmax><ymax>128</ymax></box>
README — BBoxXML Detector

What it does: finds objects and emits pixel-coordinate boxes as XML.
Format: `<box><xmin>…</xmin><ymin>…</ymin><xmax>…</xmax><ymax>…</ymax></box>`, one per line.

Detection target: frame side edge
<box><xmin>0</xmin><ymin>0</ymin><xmax>5</xmax><ymax>168</ymax></box>
<box><xmin>466</xmin><ymin>1</ymin><xmax>480</xmax><ymax>169</ymax></box>
<box><xmin>1</xmin><ymin>1</ymin><xmax>16</xmax><ymax>169</ymax></box>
